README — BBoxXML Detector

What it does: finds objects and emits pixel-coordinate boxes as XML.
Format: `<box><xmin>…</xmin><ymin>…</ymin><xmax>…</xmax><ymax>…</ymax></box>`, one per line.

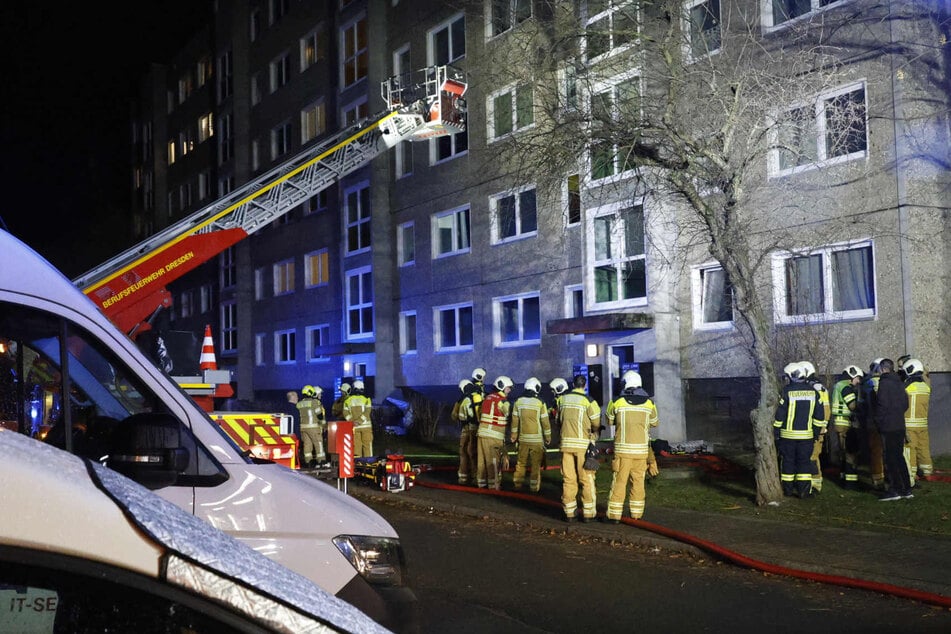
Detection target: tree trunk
<box><xmin>751</xmin><ymin>401</ymin><xmax>783</xmax><ymax>505</ymax></box>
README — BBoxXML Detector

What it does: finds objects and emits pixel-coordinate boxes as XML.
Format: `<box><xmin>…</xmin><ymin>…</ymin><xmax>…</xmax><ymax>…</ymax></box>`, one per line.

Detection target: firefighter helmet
<box><xmin>458</xmin><ymin>378</ymin><xmax>472</xmax><ymax>392</ymax></box>
<box><xmin>550</xmin><ymin>377</ymin><xmax>569</xmax><ymax>395</ymax></box>
<box><xmin>493</xmin><ymin>375</ymin><xmax>513</xmax><ymax>391</ymax></box>
<box><xmin>800</xmin><ymin>361</ymin><xmax>817</xmax><ymax>379</ymax></box>
<box><xmin>302</xmin><ymin>385</ymin><xmax>317</xmax><ymax>397</ymax></box>
<box><xmin>524</xmin><ymin>377</ymin><xmax>541</xmax><ymax>394</ymax></box>
<box><xmin>843</xmin><ymin>365</ymin><xmax>864</xmax><ymax>379</ymax></box>
<box><xmin>902</xmin><ymin>358</ymin><xmax>924</xmax><ymax>376</ymax></box>
<box><xmin>783</xmin><ymin>362</ymin><xmax>806</xmax><ymax>381</ymax></box>
<box><xmin>352</xmin><ymin>379</ymin><xmax>365</xmax><ymax>391</ymax></box>
<box><xmin>340</xmin><ymin>382</ymin><xmax>351</xmax><ymax>395</ymax></box>
<box><xmin>870</xmin><ymin>357</ymin><xmax>884</xmax><ymax>374</ymax></box>
<box><xmin>472</xmin><ymin>367</ymin><xmax>487</xmax><ymax>382</ymax></box>
<box><xmin>621</xmin><ymin>370</ymin><xmax>642</xmax><ymax>390</ymax></box>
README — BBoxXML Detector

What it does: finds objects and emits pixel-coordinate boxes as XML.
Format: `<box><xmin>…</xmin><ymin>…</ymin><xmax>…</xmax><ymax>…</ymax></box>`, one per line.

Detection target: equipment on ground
<box><xmin>353</xmin><ymin>454</ymin><xmax>421</xmax><ymax>493</ymax></box>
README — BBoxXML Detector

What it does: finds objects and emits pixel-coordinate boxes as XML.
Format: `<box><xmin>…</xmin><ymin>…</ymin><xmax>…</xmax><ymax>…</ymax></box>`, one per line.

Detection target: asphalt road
<box><xmin>364</xmin><ymin>496</ymin><xmax>951</xmax><ymax>634</ymax></box>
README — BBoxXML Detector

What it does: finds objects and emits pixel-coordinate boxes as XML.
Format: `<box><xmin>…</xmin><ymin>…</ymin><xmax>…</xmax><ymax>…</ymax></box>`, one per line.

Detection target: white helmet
<box><xmin>340</xmin><ymin>382</ymin><xmax>351</xmax><ymax>395</ymax></box>
<box><xmin>783</xmin><ymin>362</ymin><xmax>806</xmax><ymax>381</ymax></box>
<box><xmin>550</xmin><ymin>377</ymin><xmax>569</xmax><ymax>395</ymax></box>
<box><xmin>843</xmin><ymin>365</ymin><xmax>864</xmax><ymax>379</ymax></box>
<box><xmin>870</xmin><ymin>357</ymin><xmax>884</xmax><ymax>374</ymax></box>
<box><xmin>902</xmin><ymin>358</ymin><xmax>924</xmax><ymax>376</ymax></box>
<box><xmin>621</xmin><ymin>370</ymin><xmax>642</xmax><ymax>390</ymax></box>
<box><xmin>353</xmin><ymin>379</ymin><xmax>365</xmax><ymax>391</ymax></box>
<box><xmin>472</xmin><ymin>367</ymin><xmax>487</xmax><ymax>382</ymax></box>
<box><xmin>524</xmin><ymin>377</ymin><xmax>541</xmax><ymax>394</ymax></box>
<box><xmin>458</xmin><ymin>378</ymin><xmax>473</xmax><ymax>392</ymax></box>
<box><xmin>493</xmin><ymin>375</ymin><xmax>513</xmax><ymax>391</ymax></box>
<box><xmin>800</xmin><ymin>361</ymin><xmax>816</xmax><ymax>379</ymax></box>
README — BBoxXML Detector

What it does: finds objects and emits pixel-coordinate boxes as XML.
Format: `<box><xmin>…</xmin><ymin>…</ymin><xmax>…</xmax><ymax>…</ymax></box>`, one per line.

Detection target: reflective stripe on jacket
<box><xmin>558</xmin><ymin>389</ymin><xmax>601</xmax><ymax>451</ymax></box>
<box><xmin>478</xmin><ymin>391</ymin><xmax>509</xmax><ymax>441</ymax></box>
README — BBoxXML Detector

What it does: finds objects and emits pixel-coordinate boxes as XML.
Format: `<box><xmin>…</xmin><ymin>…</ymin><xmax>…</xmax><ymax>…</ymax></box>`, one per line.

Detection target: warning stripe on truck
<box><xmin>212</xmin><ymin>414</ymin><xmax>299</xmax><ymax>470</ymax></box>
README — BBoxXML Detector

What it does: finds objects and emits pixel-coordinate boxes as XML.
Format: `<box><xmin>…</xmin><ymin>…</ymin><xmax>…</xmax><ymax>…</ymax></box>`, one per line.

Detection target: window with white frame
<box><xmin>249</xmin><ymin>8</ymin><xmax>261</xmax><ymax>42</ymax></box>
<box><xmin>199</xmin><ymin>113</ymin><xmax>214</xmax><ymax>142</ymax></box>
<box><xmin>766</xmin><ymin>0</ymin><xmax>844</xmax><ymax>29</ymax></box>
<box><xmin>400</xmin><ymin>311</ymin><xmax>418</xmax><ymax>354</ymax></box>
<box><xmin>300</xmin><ymin>27</ymin><xmax>326</xmax><ymax>72</ymax></box>
<box><xmin>301</xmin><ymin>100</ymin><xmax>326</xmax><ymax>143</ymax></box>
<box><xmin>487</xmin><ymin>0</ymin><xmax>532</xmax><ymax>37</ymax></box>
<box><xmin>585</xmin><ymin>0</ymin><xmax>638</xmax><ymax>61</ymax></box>
<box><xmin>220</xmin><ymin>247</ymin><xmax>236</xmax><ymax>289</ymax></box>
<box><xmin>588</xmin><ymin>201</ymin><xmax>647</xmax><ymax>307</ymax></box>
<box><xmin>558</xmin><ymin>64</ymin><xmax>580</xmax><ymax>114</ymax></box>
<box><xmin>398</xmin><ymin>222</ymin><xmax>415</xmax><ymax>266</ymax></box>
<box><xmin>270</xmin><ymin>52</ymin><xmax>291</xmax><ymax>92</ymax></box>
<box><xmin>273</xmin><ymin>259</ymin><xmax>295</xmax><ymax>295</ymax></box>
<box><xmin>491</xmin><ymin>186</ymin><xmax>537</xmax><ymax>243</ymax></box>
<box><xmin>431</xmin><ymin>130</ymin><xmax>468</xmax><ymax>164</ymax></box>
<box><xmin>271</xmin><ymin>121</ymin><xmax>292</xmax><ymax>160</ymax></box>
<box><xmin>342</xmin><ymin>98</ymin><xmax>368</xmax><ymax>127</ymax></box>
<box><xmin>566</xmin><ymin>174</ymin><xmax>582</xmax><ymax>226</ymax></box>
<box><xmin>771</xmin><ymin>82</ymin><xmax>867</xmax><ymax>176</ymax></box>
<box><xmin>429</xmin><ymin>13</ymin><xmax>466</xmax><ymax>65</ymax></box>
<box><xmin>305</xmin><ymin>249</ymin><xmax>329</xmax><ymax>287</ymax></box>
<box><xmin>255</xmin><ymin>333</ymin><xmax>265</xmax><ymax>366</ymax></box>
<box><xmin>772</xmin><ymin>241</ymin><xmax>875</xmax><ymax>324</ymax></box>
<box><xmin>435</xmin><ymin>303</ymin><xmax>473</xmax><ymax>351</ymax></box>
<box><xmin>306</xmin><ymin>324</ymin><xmax>330</xmax><ymax>362</ymax></box>
<box><xmin>275</xmin><ymin>329</ymin><xmax>296</xmax><ymax>364</ymax></box>
<box><xmin>345</xmin><ymin>184</ymin><xmax>371</xmax><ymax>254</ymax></box>
<box><xmin>167</xmin><ymin>140</ymin><xmax>176</xmax><ymax>165</ymax></box>
<box><xmin>686</xmin><ymin>0</ymin><xmax>721</xmax><ymax>59</ymax></box>
<box><xmin>220</xmin><ymin>301</ymin><xmax>237</xmax><ymax>352</ymax></box>
<box><xmin>432</xmin><ymin>206</ymin><xmax>471</xmax><ymax>257</ymax></box>
<box><xmin>692</xmin><ymin>264</ymin><xmax>735</xmax><ymax>330</ymax></box>
<box><xmin>216</xmin><ymin>50</ymin><xmax>233</xmax><ymax>103</ymax></box>
<box><xmin>565</xmin><ymin>284</ymin><xmax>584</xmax><ymax>340</ymax></box>
<box><xmin>197</xmin><ymin>56</ymin><xmax>212</xmax><ymax>87</ymax></box>
<box><xmin>590</xmin><ymin>73</ymin><xmax>640</xmax><ymax>180</ymax></box>
<box><xmin>251</xmin><ymin>73</ymin><xmax>262</xmax><ymax>106</ymax></box>
<box><xmin>346</xmin><ymin>267</ymin><xmax>374</xmax><ymax>339</ymax></box>
<box><xmin>488</xmin><ymin>83</ymin><xmax>534</xmax><ymax>140</ymax></box>
<box><xmin>494</xmin><ymin>292</ymin><xmax>541</xmax><ymax>347</ymax></box>
<box><xmin>396</xmin><ymin>141</ymin><xmax>414</xmax><ymax>178</ymax></box>
<box><xmin>341</xmin><ymin>16</ymin><xmax>368</xmax><ymax>87</ymax></box>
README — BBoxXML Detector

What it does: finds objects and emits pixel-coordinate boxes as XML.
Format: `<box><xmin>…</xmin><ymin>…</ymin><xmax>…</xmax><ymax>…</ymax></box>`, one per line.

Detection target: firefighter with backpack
<box><xmin>510</xmin><ymin>377</ymin><xmax>551</xmax><ymax>493</ymax></box>
<box><xmin>453</xmin><ymin>378</ymin><xmax>479</xmax><ymax>485</ymax></box>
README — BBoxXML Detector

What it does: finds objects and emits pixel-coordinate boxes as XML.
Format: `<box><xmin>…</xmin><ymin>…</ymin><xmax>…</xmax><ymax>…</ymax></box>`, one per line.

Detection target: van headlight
<box><xmin>332</xmin><ymin>535</ymin><xmax>405</xmax><ymax>586</ymax></box>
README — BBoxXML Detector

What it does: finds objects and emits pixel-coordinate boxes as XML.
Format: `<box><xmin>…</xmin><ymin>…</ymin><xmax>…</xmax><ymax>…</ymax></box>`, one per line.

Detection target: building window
<box><xmin>342</xmin><ymin>98</ymin><xmax>369</xmax><ymax>127</ymax></box>
<box><xmin>200</xmin><ymin>284</ymin><xmax>212</xmax><ymax>313</ymax></box>
<box><xmin>305</xmin><ymin>249</ymin><xmax>329</xmax><ymax>287</ymax></box>
<box><xmin>565</xmin><ymin>284</ymin><xmax>584</xmax><ymax>340</ymax></box>
<box><xmin>345</xmin><ymin>183</ymin><xmax>371</xmax><ymax>254</ymax></box>
<box><xmin>250</xmin><ymin>8</ymin><xmax>261</xmax><ymax>41</ymax></box>
<box><xmin>179</xmin><ymin>290</ymin><xmax>194</xmax><ymax>318</ymax></box>
<box><xmin>494</xmin><ymin>292</ymin><xmax>541</xmax><ymax>347</ymax></box>
<box><xmin>432</xmin><ymin>206</ymin><xmax>471</xmax><ymax>257</ymax></box>
<box><xmin>585</xmin><ymin>0</ymin><xmax>637</xmax><ymax>61</ymax></box>
<box><xmin>167</xmin><ymin>140</ymin><xmax>177</xmax><ymax>165</ymax></box>
<box><xmin>590</xmin><ymin>73</ymin><xmax>640</xmax><ymax>181</ymax></box>
<box><xmin>218</xmin><ymin>174</ymin><xmax>234</xmax><ymax>198</ymax></box>
<box><xmin>490</xmin><ymin>186</ymin><xmax>537</xmax><ymax>243</ymax></box>
<box><xmin>301</xmin><ymin>100</ymin><xmax>327</xmax><ymax>143</ymax></box>
<box><xmin>393</xmin><ymin>43</ymin><xmax>411</xmax><ymax>75</ymax></box>
<box><xmin>220</xmin><ymin>301</ymin><xmax>237</xmax><ymax>353</ymax></box>
<box><xmin>251</xmin><ymin>73</ymin><xmax>262</xmax><ymax>106</ymax></box>
<box><xmin>254</xmin><ymin>268</ymin><xmax>265</xmax><ymax>300</ymax></box>
<box><xmin>306</xmin><ymin>324</ymin><xmax>330</xmax><ymax>362</ymax></box>
<box><xmin>692</xmin><ymin>264</ymin><xmax>735</xmax><ymax>330</ymax></box>
<box><xmin>275</xmin><ymin>329</ymin><xmax>296</xmax><ymax>364</ymax></box>
<box><xmin>431</xmin><ymin>129</ymin><xmax>468</xmax><ymax>164</ymax></box>
<box><xmin>558</xmin><ymin>64</ymin><xmax>580</xmax><ymax>114</ymax></box>
<box><xmin>197</xmin><ymin>56</ymin><xmax>213</xmax><ymax>87</ymax></box>
<box><xmin>772</xmin><ymin>241</ymin><xmax>875</xmax><ymax>324</ymax></box>
<box><xmin>300</xmin><ymin>27</ymin><xmax>326</xmax><ymax>72</ymax></box>
<box><xmin>269</xmin><ymin>0</ymin><xmax>290</xmax><ymax>25</ymax></box>
<box><xmin>218</xmin><ymin>113</ymin><xmax>233</xmax><ymax>164</ymax></box>
<box><xmin>271</xmin><ymin>121</ymin><xmax>292</xmax><ymax>160</ymax></box>
<box><xmin>771</xmin><ymin>82</ymin><xmax>867</xmax><ymax>176</ymax></box>
<box><xmin>216</xmin><ymin>50</ymin><xmax>233</xmax><ymax>103</ymax></box>
<box><xmin>346</xmin><ymin>267</ymin><xmax>374</xmax><ymax>339</ymax></box>
<box><xmin>588</xmin><ymin>201</ymin><xmax>647</xmax><ymax>307</ymax></box>
<box><xmin>396</xmin><ymin>142</ymin><xmax>414</xmax><ymax>179</ymax></box>
<box><xmin>220</xmin><ymin>247</ymin><xmax>236</xmax><ymax>290</ymax></box>
<box><xmin>766</xmin><ymin>0</ymin><xmax>844</xmax><ymax>29</ymax></box>
<box><xmin>179</xmin><ymin>183</ymin><xmax>192</xmax><ymax>211</ymax></box>
<box><xmin>487</xmin><ymin>83</ymin><xmax>534</xmax><ymax>140</ymax></box>
<box><xmin>487</xmin><ymin>0</ymin><xmax>532</xmax><ymax>37</ymax></box>
<box><xmin>199</xmin><ymin>113</ymin><xmax>214</xmax><ymax>142</ymax></box>
<box><xmin>429</xmin><ymin>13</ymin><xmax>466</xmax><ymax>65</ymax></box>
<box><xmin>341</xmin><ymin>16</ymin><xmax>368</xmax><ymax>87</ymax></box>
<box><xmin>435</xmin><ymin>303</ymin><xmax>473</xmax><ymax>351</ymax></box>
<box><xmin>397</xmin><ymin>222</ymin><xmax>415</xmax><ymax>266</ymax></box>
<box><xmin>305</xmin><ymin>190</ymin><xmax>328</xmax><ymax>215</ymax></box>
<box><xmin>686</xmin><ymin>0</ymin><xmax>721</xmax><ymax>59</ymax></box>
<box><xmin>255</xmin><ymin>333</ymin><xmax>265</xmax><ymax>366</ymax></box>
<box><xmin>273</xmin><ymin>259</ymin><xmax>295</xmax><ymax>296</ymax></box>
<box><xmin>270</xmin><ymin>52</ymin><xmax>291</xmax><ymax>93</ymax></box>
<box><xmin>566</xmin><ymin>174</ymin><xmax>582</xmax><ymax>226</ymax></box>
<box><xmin>400</xmin><ymin>311</ymin><xmax>418</xmax><ymax>354</ymax></box>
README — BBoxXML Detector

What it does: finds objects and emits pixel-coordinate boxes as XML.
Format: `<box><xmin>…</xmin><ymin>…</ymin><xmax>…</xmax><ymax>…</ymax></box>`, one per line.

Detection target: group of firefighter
<box><xmin>774</xmin><ymin>356</ymin><xmax>932</xmax><ymax>501</ymax></box>
<box><xmin>452</xmin><ymin>367</ymin><xmax>661</xmax><ymax>524</ymax></box>
<box><xmin>291</xmin><ymin>380</ymin><xmax>374</xmax><ymax>469</ymax></box>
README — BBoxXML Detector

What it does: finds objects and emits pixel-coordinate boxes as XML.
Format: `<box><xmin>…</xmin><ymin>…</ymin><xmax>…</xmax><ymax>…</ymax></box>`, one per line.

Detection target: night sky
<box><xmin>0</xmin><ymin>3</ymin><xmax>211</xmax><ymax>278</ymax></box>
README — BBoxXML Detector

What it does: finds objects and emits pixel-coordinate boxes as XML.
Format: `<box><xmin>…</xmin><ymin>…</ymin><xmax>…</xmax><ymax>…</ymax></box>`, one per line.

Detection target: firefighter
<box><xmin>454</xmin><ymin>379</ymin><xmax>479</xmax><ymax>485</ymax></box>
<box><xmin>510</xmin><ymin>377</ymin><xmax>551</xmax><ymax>493</ymax></box>
<box><xmin>470</xmin><ymin>367</ymin><xmax>486</xmax><ymax>418</ymax></box>
<box><xmin>860</xmin><ymin>358</ymin><xmax>886</xmax><ymax>490</ymax></box>
<box><xmin>344</xmin><ymin>380</ymin><xmax>373</xmax><ymax>458</ymax></box>
<box><xmin>559</xmin><ymin>374</ymin><xmax>602</xmax><ymax>522</ymax></box>
<box><xmin>801</xmin><ymin>361</ymin><xmax>830</xmax><ymax>494</ymax></box>
<box><xmin>476</xmin><ymin>376</ymin><xmax>513</xmax><ymax>490</ymax></box>
<box><xmin>902</xmin><ymin>358</ymin><xmax>932</xmax><ymax>483</ymax></box>
<box><xmin>604</xmin><ymin>370</ymin><xmax>658</xmax><ymax>522</ymax></box>
<box><xmin>331</xmin><ymin>382</ymin><xmax>351</xmax><ymax>420</ymax></box>
<box><xmin>774</xmin><ymin>363</ymin><xmax>826</xmax><ymax>498</ymax></box>
<box><xmin>831</xmin><ymin>365</ymin><xmax>864</xmax><ymax>489</ymax></box>
<box><xmin>297</xmin><ymin>385</ymin><xmax>327</xmax><ymax>468</ymax></box>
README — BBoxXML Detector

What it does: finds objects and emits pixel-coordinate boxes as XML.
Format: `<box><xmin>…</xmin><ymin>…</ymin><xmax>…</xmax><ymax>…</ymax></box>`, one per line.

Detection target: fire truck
<box><xmin>70</xmin><ymin>66</ymin><xmax>468</xmax><ymax>466</ymax></box>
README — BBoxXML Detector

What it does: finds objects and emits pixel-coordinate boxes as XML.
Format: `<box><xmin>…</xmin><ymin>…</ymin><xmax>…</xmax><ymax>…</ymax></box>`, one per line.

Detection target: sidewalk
<box><xmin>348</xmin><ymin>467</ymin><xmax>951</xmax><ymax>605</ymax></box>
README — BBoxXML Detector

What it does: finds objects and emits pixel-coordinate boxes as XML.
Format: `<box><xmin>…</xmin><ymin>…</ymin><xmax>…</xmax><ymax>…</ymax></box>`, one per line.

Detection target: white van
<box><xmin>0</xmin><ymin>229</ymin><xmax>417</xmax><ymax>632</ymax></box>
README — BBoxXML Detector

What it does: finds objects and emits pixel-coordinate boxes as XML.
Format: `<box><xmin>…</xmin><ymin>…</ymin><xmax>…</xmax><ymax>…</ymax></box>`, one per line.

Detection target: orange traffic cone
<box><xmin>199</xmin><ymin>325</ymin><xmax>217</xmax><ymax>371</ymax></box>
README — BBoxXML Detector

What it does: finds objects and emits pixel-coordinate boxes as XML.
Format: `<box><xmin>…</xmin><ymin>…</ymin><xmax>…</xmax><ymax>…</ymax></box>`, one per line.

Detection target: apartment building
<box><xmin>130</xmin><ymin>0</ymin><xmax>948</xmax><ymax>451</ymax></box>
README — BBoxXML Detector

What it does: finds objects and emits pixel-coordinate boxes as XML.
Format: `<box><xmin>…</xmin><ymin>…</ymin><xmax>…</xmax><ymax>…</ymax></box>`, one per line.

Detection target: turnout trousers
<box><xmin>607</xmin><ymin>455</ymin><xmax>648</xmax><ymax>520</ymax></box>
<box><xmin>561</xmin><ymin>449</ymin><xmax>597</xmax><ymax>520</ymax></box>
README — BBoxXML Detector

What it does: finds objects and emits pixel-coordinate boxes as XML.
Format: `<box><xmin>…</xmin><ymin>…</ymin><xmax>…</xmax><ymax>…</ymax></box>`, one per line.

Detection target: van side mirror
<box><xmin>107</xmin><ymin>412</ymin><xmax>190</xmax><ymax>489</ymax></box>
